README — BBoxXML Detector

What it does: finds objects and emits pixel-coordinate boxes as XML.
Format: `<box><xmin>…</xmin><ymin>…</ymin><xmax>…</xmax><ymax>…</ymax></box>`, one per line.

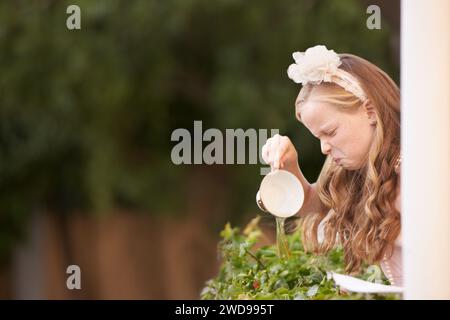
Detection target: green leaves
<box><xmin>201</xmin><ymin>218</ymin><xmax>399</xmax><ymax>300</ymax></box>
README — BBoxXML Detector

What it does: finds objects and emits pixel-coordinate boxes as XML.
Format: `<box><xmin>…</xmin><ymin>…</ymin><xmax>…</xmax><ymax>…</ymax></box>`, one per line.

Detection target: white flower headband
<box><xmin>287</xmin><ymin>45</ymin><xmax>368</xmax><ymax>102</ymax></box>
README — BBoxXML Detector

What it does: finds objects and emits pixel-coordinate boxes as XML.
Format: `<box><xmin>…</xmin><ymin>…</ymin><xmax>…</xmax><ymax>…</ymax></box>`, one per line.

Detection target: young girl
<box><xmin>262</xmin><ymin>45</ymin><xmax>402</xmax><ymax>285</ymax></box>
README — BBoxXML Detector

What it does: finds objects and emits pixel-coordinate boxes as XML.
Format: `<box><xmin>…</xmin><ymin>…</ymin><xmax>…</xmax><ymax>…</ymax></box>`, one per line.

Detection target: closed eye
<box><xmin>327</xmin><ymin>129</ymin><xmax>337</xmax><ymax>137</ymax></box>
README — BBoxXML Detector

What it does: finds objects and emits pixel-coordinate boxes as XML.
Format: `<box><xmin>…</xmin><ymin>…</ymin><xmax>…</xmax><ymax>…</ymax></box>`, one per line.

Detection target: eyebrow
<box><xmin>312</xmin><ymin>123</ymin><xmax>335</xmax><ymax>138</ymax></box>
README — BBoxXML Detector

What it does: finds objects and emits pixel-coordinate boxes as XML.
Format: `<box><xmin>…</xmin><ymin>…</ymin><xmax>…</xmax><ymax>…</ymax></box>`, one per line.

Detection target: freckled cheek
<box><xmin>333</xmin><ymin>134</ymin><xmax>354</xmax><ymax>157</ymax></box>
<box><xmin>344</xmin><ymin>139</ymin><xmax>367</xmax><ymax>159</ymax></box>
<box><xmin>331</xmin><ymin>126</ymin><xmax>351</xmax><ymax>155</ymax></box>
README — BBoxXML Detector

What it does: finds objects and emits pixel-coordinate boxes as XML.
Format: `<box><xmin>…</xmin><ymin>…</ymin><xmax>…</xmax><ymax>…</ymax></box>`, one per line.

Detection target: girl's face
<box><xmin>296</xmin><ymin>91</ymin><xmax>376</xmax><ymax>170</ymax></box>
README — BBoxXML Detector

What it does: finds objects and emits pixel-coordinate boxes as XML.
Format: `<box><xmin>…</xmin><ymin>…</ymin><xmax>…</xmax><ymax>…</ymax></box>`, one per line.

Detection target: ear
<box><xmin>363</xmin><ymin>100</ymin><xmax>377</xmax><ymax>126</ymax></box>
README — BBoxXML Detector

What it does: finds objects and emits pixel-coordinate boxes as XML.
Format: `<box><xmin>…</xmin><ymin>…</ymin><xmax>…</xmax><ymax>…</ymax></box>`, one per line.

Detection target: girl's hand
<box><xmin>262</xmin><ymin>134</ymin><xmax>300</xmax><ymax>174</ymax></box>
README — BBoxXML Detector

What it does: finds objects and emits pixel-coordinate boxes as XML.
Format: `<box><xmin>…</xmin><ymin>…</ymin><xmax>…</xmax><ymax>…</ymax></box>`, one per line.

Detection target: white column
<box><xmin>401</xmin><ymin>0</ymin><xmax>450</xmax><ymax>299</ymax></box>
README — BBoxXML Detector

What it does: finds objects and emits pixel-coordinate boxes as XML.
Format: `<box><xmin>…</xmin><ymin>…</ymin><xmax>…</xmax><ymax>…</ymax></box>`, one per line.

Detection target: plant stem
<box><xmin>245</xmin><ymin>249</ymin><xmax>266</xmax><ymax>268</ymax></box>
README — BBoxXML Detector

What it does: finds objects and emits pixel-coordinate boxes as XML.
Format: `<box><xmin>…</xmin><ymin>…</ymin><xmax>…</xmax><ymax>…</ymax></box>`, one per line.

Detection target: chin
<box><xmin>336</xmin><ymin>159</ymin><xmax>353</xmax><ymax>170</ymax></box>
<box><xmin>346</xmin><ymin>160</ymin><xmax>365</xmax><ymax>171</ymax></box>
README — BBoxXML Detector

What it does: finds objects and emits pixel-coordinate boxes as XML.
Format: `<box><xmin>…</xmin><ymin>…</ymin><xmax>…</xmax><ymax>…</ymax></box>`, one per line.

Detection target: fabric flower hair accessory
<box><xmin>287</xmin><ymin>45</ymin><xmax>367</xmax><ymax>102</ymax></box>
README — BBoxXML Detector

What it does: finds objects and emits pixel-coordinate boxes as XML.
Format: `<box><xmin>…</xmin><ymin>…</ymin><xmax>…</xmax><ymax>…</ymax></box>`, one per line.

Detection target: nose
<box><xmin>320</xmin><ymin>139</ymin><xmax>331</xmax><ymax>155</ymax></box>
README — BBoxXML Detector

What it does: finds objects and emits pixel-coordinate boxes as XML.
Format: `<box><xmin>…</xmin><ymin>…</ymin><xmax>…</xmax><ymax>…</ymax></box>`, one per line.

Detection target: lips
<box><xmin>333</xmin><ymin>158</ymin><xmax>341</xmax><ymax>164</ymax></box>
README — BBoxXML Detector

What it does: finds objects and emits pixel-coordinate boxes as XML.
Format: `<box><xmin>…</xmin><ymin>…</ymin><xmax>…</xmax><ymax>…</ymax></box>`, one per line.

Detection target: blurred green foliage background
<box><xmin>0</xmin><ymin>0</ymin><xmax>398</xmax><ymax>263</ymax></box>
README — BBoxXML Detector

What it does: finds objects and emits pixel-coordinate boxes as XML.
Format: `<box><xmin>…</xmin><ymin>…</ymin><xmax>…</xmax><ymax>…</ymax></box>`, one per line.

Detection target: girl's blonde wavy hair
<box><xmin>296</xmin><ymin>54</ymin><xmax>401</xmax><ymax>274</ymax></box>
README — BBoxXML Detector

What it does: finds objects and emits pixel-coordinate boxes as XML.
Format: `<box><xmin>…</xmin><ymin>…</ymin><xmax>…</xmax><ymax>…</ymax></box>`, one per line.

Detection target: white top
<box><xmin>380</xmin><ymin>232</ymin><xmax>403</xmax><ymax>286</ymax></box>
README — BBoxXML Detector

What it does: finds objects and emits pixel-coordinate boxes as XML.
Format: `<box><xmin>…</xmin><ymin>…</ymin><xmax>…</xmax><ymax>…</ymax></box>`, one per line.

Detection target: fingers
<box><xmin>272</xmin><ymin>135</ymin><xmax>281</xmax><ymax>169</ymax></box>
<box><xmin>262</xmin><ymin>143</ymin><xmax>270</xmax><ymax>164</ymax></box>
<box><xmin>277</xmin><ymin>136</ymin><xmax>290</xmax><ymax>169</ymax></box>
<box><xmin>262</xmin><ymin>134</ymin><xmax>289</xmax><ymax>170</ymax></box>
<box><xmin>274</xmin><ymin>148</ymin><xmax>280</xmax><ymax>170</ymax></box>
<box><xmin>263</xmin><ymin>136</ymin><xmax>275</xmax><ymax>167</ymax></box>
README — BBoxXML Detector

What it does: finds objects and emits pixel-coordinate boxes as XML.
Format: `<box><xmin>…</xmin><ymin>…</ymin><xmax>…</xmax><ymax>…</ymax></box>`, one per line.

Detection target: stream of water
<box><xmin>275</xmin><ymin>217</ymin><xmax>290</xmax><ymax>259</ymax></box>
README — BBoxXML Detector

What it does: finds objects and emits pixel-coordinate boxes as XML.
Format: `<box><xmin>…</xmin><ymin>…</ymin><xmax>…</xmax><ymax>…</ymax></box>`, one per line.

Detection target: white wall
<box><xmin>402</xmin><ymin>0</ymin><xmax>450</xmax><ymax>299</ymax></box>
